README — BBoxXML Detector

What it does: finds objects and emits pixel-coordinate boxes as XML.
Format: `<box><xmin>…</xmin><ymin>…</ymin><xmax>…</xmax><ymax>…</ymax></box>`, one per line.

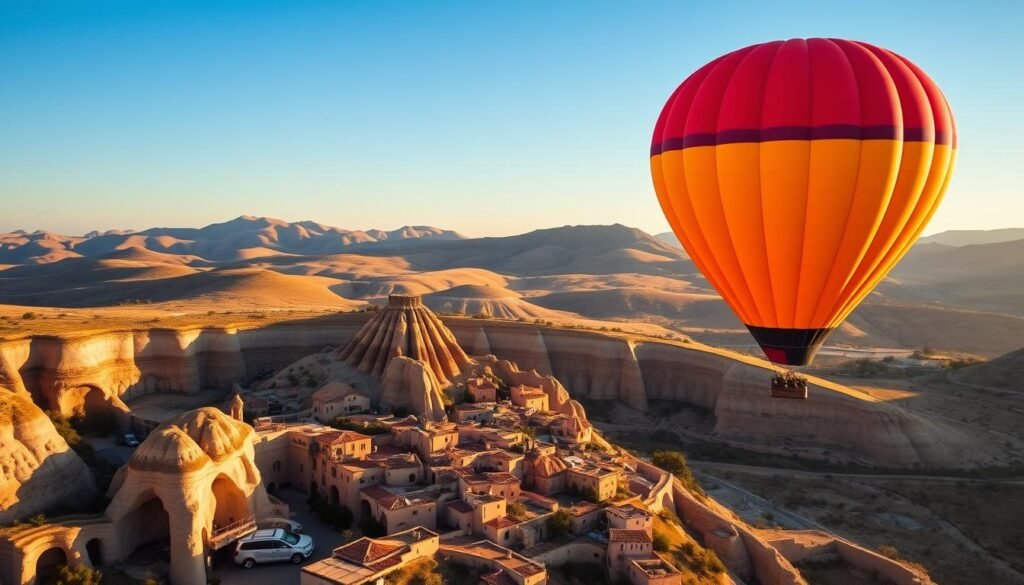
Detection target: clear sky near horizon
<box><xmin>1</xmin><ymin>1</ymin><xmax>1021</xmax><ymax>237</ymax></box>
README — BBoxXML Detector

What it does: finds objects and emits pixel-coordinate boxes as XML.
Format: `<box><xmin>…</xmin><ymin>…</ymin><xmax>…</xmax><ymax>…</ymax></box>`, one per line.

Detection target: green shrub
<box><xmin>652</xmin><ymin>450</ymin><xmax>704</xmax><ymax>496</ymax></box>
<box><xmin>547</xmin><ymin>509</ymin><xmax>572</xmax><ymax>539</ymax></box>
<box><xmin>54</xmin><ymin>564</ymin><xmax>102</xmax><ymax>585</ymax></box>
<box><xmin>653</xmin><ymin>531</ymin><xmax>671</xmax><ymax>552</ymax></box>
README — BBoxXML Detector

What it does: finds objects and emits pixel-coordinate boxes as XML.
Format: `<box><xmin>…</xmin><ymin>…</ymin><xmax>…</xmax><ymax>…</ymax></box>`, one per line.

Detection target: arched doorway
<box><xmin>359</xmin><ymin>500</ymin><xmax>371</xmax><ymax>521</ymax></box>
<box><xmin>310</xmin><ymin>481</ymin><xmax>318</xmax><ymax>496</ymax></box>
<box><xmin>212</xmin><ymin>475</ymin><xmax>248</xmax><ymax>528</ymax></box>
<box><xmin>329</xmin><ymin>486</ymin><xmax>340</xmax><ymax>507</ymax></box>
<box><xmin>60</xmin><ymin>386</ymin><xmax>121</xmax><ymax>435</ymax></box>
<box><xmin>35</xmin><ymin>547</ymin><xmax>69</xmax><ymax>582</ymax></box>
<box><xmin>121</xmin><ymin>493</ymin><xmax>171</xmax><ymax>559</ymax></box>
<box><xmin>86</xmin><ymin>538</ymin><xmax>104</xmax><ymax>567</ymax></box>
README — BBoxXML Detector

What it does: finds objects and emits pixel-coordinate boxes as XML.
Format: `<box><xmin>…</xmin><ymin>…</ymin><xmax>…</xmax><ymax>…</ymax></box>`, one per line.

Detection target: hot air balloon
<box><xmin>650</xmin><ymin>38</ymin><xmax>956</xmax><ymax>368</ymax></box>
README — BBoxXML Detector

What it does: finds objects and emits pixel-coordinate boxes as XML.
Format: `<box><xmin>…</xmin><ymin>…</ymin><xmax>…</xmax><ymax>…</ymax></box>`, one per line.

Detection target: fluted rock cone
<box><xmin>339</xmin><ymin>295</ymin><xmax>471</xmax><ymax>386</ymax></box>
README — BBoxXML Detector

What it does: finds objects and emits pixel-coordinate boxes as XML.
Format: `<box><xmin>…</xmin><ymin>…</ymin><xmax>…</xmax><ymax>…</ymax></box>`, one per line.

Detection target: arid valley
<box><xmin>2</xmin><ymin>217</ymin><xmax>1023</xmax><ymax>585</ymax></box>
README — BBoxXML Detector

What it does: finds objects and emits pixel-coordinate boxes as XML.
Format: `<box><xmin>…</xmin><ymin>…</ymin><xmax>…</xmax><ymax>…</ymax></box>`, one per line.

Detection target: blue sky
<box><xmin>1</xmin><ymin>0</ymin><xmax>1021</xmax><ymax>237</ymax></box>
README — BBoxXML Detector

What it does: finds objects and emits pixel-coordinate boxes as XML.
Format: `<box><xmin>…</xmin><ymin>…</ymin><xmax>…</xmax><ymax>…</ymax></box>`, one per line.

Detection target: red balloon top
<box><xmin>651</xmin><ymin>38</ymin><xmax>956</xmax><ymax>156</ymax></box>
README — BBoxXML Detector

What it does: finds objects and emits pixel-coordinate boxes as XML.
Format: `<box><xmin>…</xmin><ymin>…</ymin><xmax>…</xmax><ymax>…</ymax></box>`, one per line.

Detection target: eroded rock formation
<box><xmin>338</xmin><ymin>295</ymin><xmax>470</xmax><ymax>386</ymax></box>
<box><xmin>379</xmin><ymin>356</ymin><xmax>447</xmax><ymax>420</ymax></box>
<box><xmin>0</xmin><ymin>313</ymin><xmax>1001</xmax><ymax>469</ymax></box>
<box><xmin>0</xmin><ymin>391</ymin><xmax>96</xmax><ymax>524</ymax></box>
<box><xmin>106</xmin><ymin>407</ymin><xmax>278</xmax><ymax>585</ymax></box>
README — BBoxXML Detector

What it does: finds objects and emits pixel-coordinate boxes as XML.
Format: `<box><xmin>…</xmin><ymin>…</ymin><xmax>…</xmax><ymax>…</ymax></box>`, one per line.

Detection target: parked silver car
<box><xmin>233</xmin><ymin>528</ymin><xmax>313</xmax><ymax>568</ymax></box>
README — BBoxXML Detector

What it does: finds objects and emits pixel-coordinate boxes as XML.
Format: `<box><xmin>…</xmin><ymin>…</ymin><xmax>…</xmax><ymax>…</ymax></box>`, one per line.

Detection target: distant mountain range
<box><xmin>1</xmin><ymin>218</ymin><xmax>1022</xmax><ymax>357</ymax></box>
<box><xmin>918</xmin><ymin>228</ymin><xmax>1024</xmax><ymax>247</ymax></box>
<box><xmin>0</xmin><ymin>215</ymin><xmax>464</xmax><ymax>264</ymax></box>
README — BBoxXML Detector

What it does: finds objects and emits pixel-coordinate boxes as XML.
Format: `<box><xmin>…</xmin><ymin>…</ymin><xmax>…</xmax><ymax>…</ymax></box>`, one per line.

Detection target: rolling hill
<box><xmin>1</xmin><ymin>217</ymin><xmax>1021</xmax><ymax>356</ymax></box>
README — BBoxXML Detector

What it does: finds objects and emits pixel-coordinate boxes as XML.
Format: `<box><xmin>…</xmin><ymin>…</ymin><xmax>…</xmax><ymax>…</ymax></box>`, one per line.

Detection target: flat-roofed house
<box><xmin>312</xmin><ymin>383</ymin><xmax>370</xmax><ymax>423</ymax></box>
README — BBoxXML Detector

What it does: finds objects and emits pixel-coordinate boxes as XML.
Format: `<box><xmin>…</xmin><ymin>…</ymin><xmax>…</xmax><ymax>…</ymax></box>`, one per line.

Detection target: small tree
<box><xmin>652</xmin><ymin>450</ymin><xmax>704</xmax><ymax>496</ymax></box>
<box><xmin>547</xmin><ymin>509</ymin><xmax>572</xmax><ymax>539</ymax></box>
<box><xmin>55</xmin><ymin>564</ymin><xmax>102</xmax><ymax>585</ymax></box>
<box><xmin>653</xmin><ymin>531</ymin><xmax>671</xmax><ymax>552</ymax></box>
<box><xmin>507</xmin><ymin>501</ymin><xmax>526</xmax><ymax>521</ymax></box>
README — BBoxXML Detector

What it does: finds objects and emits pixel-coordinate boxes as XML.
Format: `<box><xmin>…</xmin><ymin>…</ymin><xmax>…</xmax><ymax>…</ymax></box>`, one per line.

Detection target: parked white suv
<box><xmin>234</xmin><ymin>529</ymin><xmax>314</xmax><ymax>568</ymax></box>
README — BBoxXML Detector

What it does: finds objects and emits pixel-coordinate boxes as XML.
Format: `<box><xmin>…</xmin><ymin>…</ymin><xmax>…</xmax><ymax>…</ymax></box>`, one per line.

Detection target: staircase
<box><xmin>208</xmin><ymin>516</ymin><xmax>257</xmax><ymax>550</ymax></box>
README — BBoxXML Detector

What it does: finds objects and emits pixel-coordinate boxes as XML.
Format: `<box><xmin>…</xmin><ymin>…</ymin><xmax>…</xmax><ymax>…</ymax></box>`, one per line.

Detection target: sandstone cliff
<box><xmin>446</xmin><ymin>319</ymin><xmax>1001</xmax><ymax>469</ymax></box>
<box><xmin>0</xmin><ymin>319</ymin><xmax>365</xmax><ymax>416</ymax></box>
<box><xmin>0</xmin><ymin>391</ymin><xmax>96</xmax><ymax>524</ymax></box>
<box><xmin>0</xmin><ymin>314</ymin><xmax>1000</xmax><ymax>469</ymax></box>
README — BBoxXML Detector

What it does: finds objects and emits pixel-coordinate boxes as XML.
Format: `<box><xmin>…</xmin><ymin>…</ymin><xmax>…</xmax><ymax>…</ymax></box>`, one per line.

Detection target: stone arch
<box><xmin>35</xmin><ymin>547</ymin><xmax>69</xmax><ymax>581</ymax></box>
<box><xmin>85</xmin><ymin>538</ymin><xmax>103</xmax><ymax>567</ymax></box>
<box><xmin>120</xmin><ymin>491</ymin><xmax>171</xmax><ymax>558</ymax></box>
<box><xmin>58</xmin><ymin>384</ymin><xmax>126</xmax><ymax>434</ymax></box>
<box><xmin>660</xmin><ymin>491</ymin><xmax>673</xmax><ymax>513</ymax></box>
<box><xmin>211</xmin><ymin>474</ymin><xmax>249</xmax><ymax>528</ymax></box>
<box><xmin>56</xmin><ymin>384</ymin><xmax>105</xmax><ymax>415</ymax></box>
<box><xmin>329</xmin><ymin>485</ymin><xmax>340</xmax><ymax>506</ymax></box>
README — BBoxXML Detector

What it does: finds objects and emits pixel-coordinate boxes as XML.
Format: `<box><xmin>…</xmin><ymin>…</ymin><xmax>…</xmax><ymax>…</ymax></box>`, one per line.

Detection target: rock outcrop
<box><xmin>106</xmin><ymin>407</ymin><xmax>278</xmax><ymax>585</ymax></box>
<box><xmin>0</xmin><ymin>312</ymin><xmax>1002</xmax><ymax>469</ymax></box>
<box><xmin>0</xmin><ymin>391</ymin><xmax>96</xmax><ymax>524</ymax></box>
<box><xmin>338</xmin><ymin>295</ymin><xmax>470</xmax><ymax>386</ymax></box>
<box><xmin>447</xmin><ymin>319</ymin><xmax>1003</xmax><ymax>469</ymax></box>
<box><xmin>379</xmin><ymin>357</ymin><xmax>447</xmax><ymax>420</ymax></box>
<box><xmin>0</xmin><ymin>319</ymin><xmax>365</xmax><ymax>416</ymax></box>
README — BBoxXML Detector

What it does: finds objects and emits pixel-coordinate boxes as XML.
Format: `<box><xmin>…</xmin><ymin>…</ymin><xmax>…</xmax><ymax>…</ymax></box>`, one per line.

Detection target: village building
<box><xmin>453</xmin><ymin>402</ymin><xmax>495</xmax><ymax>423</ymax></box>
<box><xmin>550</xmin><ymin>414</ymin><xmax>593</xmax><ymax>445</ymax></box>
<box><xmin>359</xmin><ymin>486</ymin><xmax>438</xmax><ymax>533</ymax></box>
<box><xmin>510</xmin><ymin>385</ymin><xmax>550</xmax><ymax>412</ymax></box>
<box><xmin>607</xmin><ymin>529</ymin><xmax>655</xmax><ymax>580</ymax></box>
<box><xmin>393</xmin><ymin>419</ymin><xmax>459</xmax><ymax>458</ymax></box>
<box><xmin>300</xmin><ymin>527</ymin><xmax>439</xmax><ymax>585</ymax></box>
<box><xmin>607</xmin><ymin>504</ymin><xmax>653</xmax><ymax>534</ymax></box>
<box><xmin>627</xmin><ymin>557</ymin><xmax>682</xmax><ymax>585</ymax></box>
<box><xmin>466</xmin><ymin>377</ymin><xmax>498</xmax><ymax>403</ymax></box>
<box><xmin>566</xmin><ymin>461</ymin><xmax>620</xmax><ymax>502</ymax></box>
<box><xmin>311</xmin><ymin>382</ymin><xmax>370</xmax><ymax>423</ymax></box>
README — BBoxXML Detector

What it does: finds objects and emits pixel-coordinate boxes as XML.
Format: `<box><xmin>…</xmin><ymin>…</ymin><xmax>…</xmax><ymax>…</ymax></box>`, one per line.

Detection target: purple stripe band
<box><xmin>651</xmin><ymin>125</ymin><xmax>952</xmax><ymax>156</ymax></box>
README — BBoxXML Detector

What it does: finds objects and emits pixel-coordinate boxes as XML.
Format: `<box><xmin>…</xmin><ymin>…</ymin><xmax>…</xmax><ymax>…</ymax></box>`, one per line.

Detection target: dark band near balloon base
<box><xmin>745</xmin><ymin>325</ymin><xmax>836</xmax><ymax>366</ymax></box>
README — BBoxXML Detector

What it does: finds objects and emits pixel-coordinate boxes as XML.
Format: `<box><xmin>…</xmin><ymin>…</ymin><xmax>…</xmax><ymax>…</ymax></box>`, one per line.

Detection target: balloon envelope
<box><xmin>650</xmin><ymin>38</ymin><xmax>956</xmax><ymax>365</ymax></box>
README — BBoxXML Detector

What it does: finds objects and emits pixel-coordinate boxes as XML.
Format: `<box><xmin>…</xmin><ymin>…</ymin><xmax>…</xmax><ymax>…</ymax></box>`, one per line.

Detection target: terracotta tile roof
<box><xmin>484</xmin><ymin>516</ymin><xmax>518</xmax><ymax>529</ymax></box>
<box><xmin>364</xmin><ymin>553</ymin><xmax>403</xmax><ymax>573</ymax></box>
<box><xmin>316</xmin><ymin>430</ymin><xmax>371</xmax><ymax>445</ymax></box>
<box><xmin>566</xmin><ymin>501</ymin><xmax>600</xmax><ymax>516</ymax></box>
<box><xmin>334</xmin><ymin>537</ymin><xmax>402</xmax><ymax>565</ymax></box>
<box><xmin>359</xmin><ymin>485</ymin><xmax>393</xmax><ymax>501</ymax></box>
<box><xmin>485</xmin><ymin>472</ymin><xmax>520</xmax><ymax>484</ymax></box>
<box><xmin>447</xmin><ymin>500</ymin><xmax>474</xmax><ymax>514</ymax></box>
<box><xmin>509</xmin><ymin>561</ymin><xmax>544</xmax><ymax>577</ymax></box>
<box><xmin>609</xmin><ymin>528</ymin><xmax>653</xmax><ymax>543</ymax></box>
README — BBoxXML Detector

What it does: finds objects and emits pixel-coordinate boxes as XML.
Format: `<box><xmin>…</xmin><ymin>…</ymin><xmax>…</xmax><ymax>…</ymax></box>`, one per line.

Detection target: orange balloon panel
<box><xmin>650</xmin><ymin>38</ymin><xmax>956</xmax><ymax>365</ymax></box>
